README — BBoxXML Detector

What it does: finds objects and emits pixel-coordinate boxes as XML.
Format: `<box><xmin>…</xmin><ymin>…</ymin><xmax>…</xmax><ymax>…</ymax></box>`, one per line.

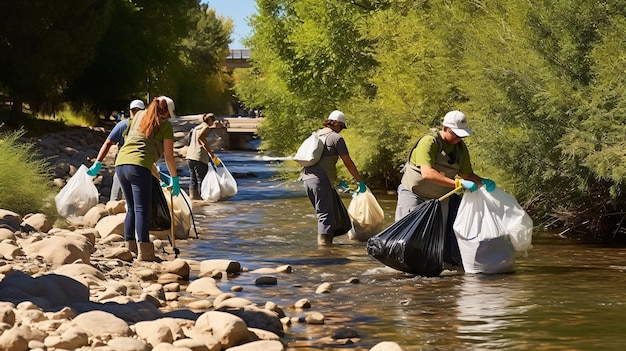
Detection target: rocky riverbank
<box><xmin>0</xmin><ymin>120</ymin><xmax>404</xmax><ymax>351</ymax></box>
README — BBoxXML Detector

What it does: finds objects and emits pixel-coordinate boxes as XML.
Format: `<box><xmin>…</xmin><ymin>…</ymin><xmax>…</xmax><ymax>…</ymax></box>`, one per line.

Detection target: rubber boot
<box><xmin>137</xmin><ymin>241</ymin><xmax>157</xmax><ymax>262</ymax></box>
<box><xmin>190</xmin><ymin>189</ymin><xmax>202</xmax><ymax>200</ymax></box>
<box><xmin>317</xmin><ymin>233</ymin><xmax>333</xmax><ymax>246</ymax></box>
<box><xmin>126</xmin><ymin>240</ymin><xmax>137</xmax><ymax>255</ymax></box>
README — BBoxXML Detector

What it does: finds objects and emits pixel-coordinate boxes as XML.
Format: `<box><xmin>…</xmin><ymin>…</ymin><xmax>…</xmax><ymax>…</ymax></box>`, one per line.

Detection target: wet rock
<box><xmin>315</xmin><ymin>282</ymin><xmax>332</xmax><ymax>294</ymax></box>
<box><xmin>255</xmin><ymin>276</ymin><xmax>277</xmax><ymax>286</ymax></box>
<box><xmin>200</xmin><ymin>259</ymin><xmax>241</xmax><ymax>275</ymax></box>
<box><xmin>333</xmin><ymin>327</ymin><xmax>359</xmax><ymax>339</ymax></box>
<box><xmin>294</xmin><ymin>299</ymin><xmax>311</xmax><ymax>309</ymax></box>
<box><xmin>304</xmin><ymin>311</ymin><xmax>324</xmax><ymax>325</ymax></box>
<box><xmin>370</xmin><ymin>341</ymin><xmax>405</xmax><ymax>351</ymax></box>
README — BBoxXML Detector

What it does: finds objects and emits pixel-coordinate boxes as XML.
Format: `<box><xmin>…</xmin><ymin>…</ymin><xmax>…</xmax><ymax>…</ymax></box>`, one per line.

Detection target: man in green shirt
<box><xmin>395</xmin><ymin>110</ymin><xmax>496</xmax><ymax>225</ymax></box>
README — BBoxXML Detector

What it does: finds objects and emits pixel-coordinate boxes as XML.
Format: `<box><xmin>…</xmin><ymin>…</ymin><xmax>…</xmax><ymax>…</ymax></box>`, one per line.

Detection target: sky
<box><xmin>204</xmin><ymin>0</ymin><xmax>257</xmax><ymax>49</ymax></box>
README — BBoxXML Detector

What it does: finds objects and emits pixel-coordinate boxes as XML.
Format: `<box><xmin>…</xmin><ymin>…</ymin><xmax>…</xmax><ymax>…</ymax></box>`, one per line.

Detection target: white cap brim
<box><xmin>450</xmin><ymin>127</ymin><xmax>472</xmax><ymax>137</ymax></box>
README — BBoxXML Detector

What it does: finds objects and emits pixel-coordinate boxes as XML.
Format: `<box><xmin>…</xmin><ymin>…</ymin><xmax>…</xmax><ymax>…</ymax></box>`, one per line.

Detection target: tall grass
<box><xmin>39</xmin><ymin>104</ymin><xmax>100</xmax><ymax>127</ymax></box>
<box><xmin>0</xmin><ymin>130</ymin><xmax>57</xmax><ymax>218</ymax></box>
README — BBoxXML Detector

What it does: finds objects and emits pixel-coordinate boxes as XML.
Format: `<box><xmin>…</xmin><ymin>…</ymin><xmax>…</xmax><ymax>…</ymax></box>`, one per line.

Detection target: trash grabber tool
<box><xmin>169</xmin><ymin>187</ymin><xmax>180</xmax><ymax>258</ymax></box>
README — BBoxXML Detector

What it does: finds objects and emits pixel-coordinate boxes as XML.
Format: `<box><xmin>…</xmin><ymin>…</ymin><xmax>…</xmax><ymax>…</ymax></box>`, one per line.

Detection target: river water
<box><xmin>171</xmin><ymin>149</ymin><xmax>626</xmax><ymax>351</ymax></box>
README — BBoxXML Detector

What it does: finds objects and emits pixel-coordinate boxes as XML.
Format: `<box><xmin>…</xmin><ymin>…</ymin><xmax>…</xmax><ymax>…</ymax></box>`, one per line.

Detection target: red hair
<box><xmin>138</xmin><ymin>97</ymin><xmax>168</xmax><ymax>136</ymax></box>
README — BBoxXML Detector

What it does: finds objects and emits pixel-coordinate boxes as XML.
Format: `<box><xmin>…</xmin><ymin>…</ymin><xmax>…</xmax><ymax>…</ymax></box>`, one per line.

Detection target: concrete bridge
<box><xmin>225</xmin><ymin>49</ymin><xmax>251</xmax><ymax>69</ymax></box>
<box><xmin>171</xmin><ymin>115</ymin><xmax>262</xmax><ymax>151</ymax></box>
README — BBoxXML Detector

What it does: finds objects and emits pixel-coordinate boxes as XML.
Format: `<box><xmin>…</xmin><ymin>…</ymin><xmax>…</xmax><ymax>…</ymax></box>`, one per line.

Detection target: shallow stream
<box><xmin>170</xmin><ymin>150</ymin><xmax>626</xmax><ymax>351</ymax></box>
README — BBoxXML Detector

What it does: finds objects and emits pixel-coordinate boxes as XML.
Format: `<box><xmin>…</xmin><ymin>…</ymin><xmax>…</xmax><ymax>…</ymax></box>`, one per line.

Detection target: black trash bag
<box><xmin>331</xmin><ymin>190</ymin><xmax>352</xmax><ymax>237</ymax></box>
<box><xmin>149</xmin><ymin>176</ymin><xmax>171</xmax><ymax>231</ymax></box>
<box><xmin>367</xmin><ymin>199</ymin><xmax>444</xmax><ymax>276</ymax></box>
<box><xmin>443</xmin><ymin>194</ymin><xmax>463</xmax><ymax>267</ymax></box>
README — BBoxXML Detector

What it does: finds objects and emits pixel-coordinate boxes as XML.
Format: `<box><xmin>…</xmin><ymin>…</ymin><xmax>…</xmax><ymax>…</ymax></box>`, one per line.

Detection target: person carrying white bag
<box><xmin>347</xmin><ymin>187</ymin><xmax>385</xmax><ymax>241</ymax></box>
<box><xmin>453</xmin><ymin>186</ymin><xmax>533</xmax><ymax>274</ymax></box>
<box><xmin>200</xmin><ymin>157</ymin><xmax>238</xmax><ymax>202</ymax></box>
<box><xmin>55</xmin><ymin>164</ymin><xmax>99</xmax><ymax>219</ymax></box>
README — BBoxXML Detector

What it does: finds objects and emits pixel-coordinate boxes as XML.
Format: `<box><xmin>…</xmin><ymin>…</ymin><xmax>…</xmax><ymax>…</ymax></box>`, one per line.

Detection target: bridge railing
<box><xmin>228</xmin><ymin>49</ymin><xmax>250</xmax><ymax>60</ymax></box>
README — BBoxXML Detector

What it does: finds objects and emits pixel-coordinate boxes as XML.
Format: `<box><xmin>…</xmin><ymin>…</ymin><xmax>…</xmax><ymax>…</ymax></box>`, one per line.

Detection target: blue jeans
<box><xmin>116</xmin><ymin>164</ymin><xmax>152</xmax><ymax>242</ymax></box>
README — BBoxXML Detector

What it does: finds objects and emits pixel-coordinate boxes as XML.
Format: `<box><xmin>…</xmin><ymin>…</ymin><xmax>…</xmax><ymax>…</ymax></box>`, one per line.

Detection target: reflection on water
<box><xmin>173</xmin><ymin>151</ymin><xmax>626</xmax><ymax>350</ymax></box>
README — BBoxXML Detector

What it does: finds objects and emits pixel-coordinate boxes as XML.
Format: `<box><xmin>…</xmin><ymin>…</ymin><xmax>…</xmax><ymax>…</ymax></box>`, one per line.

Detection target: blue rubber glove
<box><xmin>169</xmin><ymin>176</ymin><xmax>180</xmax><ymax>196</ymax></box>
<box><xmin>159</xmin><ymin>172</ymin><xmax>169</xmax><ymax>187</ymax></box>
<box><xmin>482</xmin><ymin>178</ymin><xmax>496</xmax><ymax>192</ymax></box>
<box><xmin>337</xmin><ymin>180</ymin><xmax>350</xmax><ymax>193</ymax></box>
<box><xmin>212</xmin><ymin>156</ymin><xmax>221</xmax><ymax>166</ymax></box>
<box><xmin>86</xmin><ymin>161</ymin><xmax>102</xmax><ymax>176</ymax></box>
<box><xmin>461</xmin><ymin>180</ymin><xmax>478</xmax><ymax>192</ymax></box>
<box><xmin>357</xmin><ymin>181</ymin><xmax>367</xmax><ymax>194</ymax></box>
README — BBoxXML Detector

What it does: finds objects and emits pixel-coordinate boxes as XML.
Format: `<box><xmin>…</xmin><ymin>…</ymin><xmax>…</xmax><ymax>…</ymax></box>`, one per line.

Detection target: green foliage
<box><xmin>176</xmin><ymin>6</ymin><xmax>234</xmax><ymax>114</ymax></box>
<box><xmin>239</xmin><ymin>0</ymin><xmax>626</xmax><ymax>240</ymax></box>
<box><xmin>238</xmin><ymin>0</ymin><xmax>379</xmax><ymax>155</ymax></box>
<box><xmin>0</xmin><ymin>0</ymin><xmax>234</xmax><ymax>121</ymax></box>
<box><xmin>41</xmin><ymin>104</ymin><xmax>100</xmax><ymax>127</ymax></box>
<box><xmin>0</xmin><ymin>130</ymin><xmax>57</xmax><ymax>218</ymax></box>
<box><xmin>0</xmin><ymin>0</ymin><xmax>111</xmax><ymax>123</ymax></box>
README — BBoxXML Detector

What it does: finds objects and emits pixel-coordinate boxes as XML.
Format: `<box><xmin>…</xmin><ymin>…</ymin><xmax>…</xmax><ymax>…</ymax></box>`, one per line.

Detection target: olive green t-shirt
<box><xmin>115</xmin><ymin>115</ymin><xmax>174</xmax><ymax>170</ymax></box>
<box><xmin>410</xmin><ymin>135</ymin><xmax>473</xmax><ymax>175</ymax></box>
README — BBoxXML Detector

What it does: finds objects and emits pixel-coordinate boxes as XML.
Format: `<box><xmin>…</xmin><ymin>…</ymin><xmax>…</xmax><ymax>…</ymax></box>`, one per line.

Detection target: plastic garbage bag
<box><xmin>347</xmin><ymin>188</ymin><xmax>385</xmax><ymax>241</ymax></box>
<box><xmin>215</xmin><ymin>161</ymin><xmax>238</xmax><ymax>200</ymax></box>
<box><xmin>55</xmin><ymin>164</ymin><xmax>99</xmax><ymax>218</ymax></box>
<box><xmin>367</xmin><ymin>199</ymin><xmax>444</xmax><ymax>276</ymax></box>
<box><xmin>161</xmin><ymin>187</ymin><xmax>192</xmax><ymax>239</ymax></box>
<box><xmin>443</xmin><ymin>194</ymin><xmax>463</xmax><ymax>267</ymax></box>
<box><xmin>331</xmin><ymin>190</ymin><xmax>352</xmax><ymax>237</ymax></box>
<box><xmin>453</xmin><ymin>187</ymin><xmax>533</xmax><ymax>274</ymax></box>
<box><xmin>149</xmin><ymin>176</ymin><xmax>171</xmax><ymax>231</ymax></box>
<box><xmin>200</xmin><ymin>164</ymin><xmax>222</xmax><ymax>202</ymax></box>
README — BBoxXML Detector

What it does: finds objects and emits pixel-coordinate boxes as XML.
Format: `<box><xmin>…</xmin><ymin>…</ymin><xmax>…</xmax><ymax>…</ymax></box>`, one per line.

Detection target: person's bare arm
<box><xmin>421</xmin><ymin>164</ymin><xmax>458</xmax><ymax>188</ymax></box>
<box><xmin>197</xmin><ymin>126</ymin><xmax>215</xmax><ymax>158</ymax></box>
<box><xmin>163</xmin><ymin>138</ymin><xmax>177</xmax><ymax>177</ymax></box>
<box><xmin>94</xmin><ymin>139</ymin><xmax>115</xmax><ymax>162</ymax></box>
<box><xmin>340</xmin><ymin>154</ymin><xmax>363</xmax><ymax>182</ymax></box>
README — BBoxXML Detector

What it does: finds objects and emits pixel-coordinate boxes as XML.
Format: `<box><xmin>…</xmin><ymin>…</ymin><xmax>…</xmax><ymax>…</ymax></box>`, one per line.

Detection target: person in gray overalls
<box><xmin>300</xmin><ymin>110</ymin><xmax>367</xmax><ymax>245</ymax></box>
<box><xmin>395</xmin><ymin>110</ymin><xmax>496</xmax><ymax>231</ymax></box>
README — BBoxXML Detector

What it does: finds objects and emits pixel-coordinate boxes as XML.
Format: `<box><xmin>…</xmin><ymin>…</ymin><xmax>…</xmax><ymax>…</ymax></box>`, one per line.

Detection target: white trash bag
<box><xmin>453</xmin><ymin>187</ymin><xmax>533</xmax><ymax>274</ymax></box>
<box><xmin>201</xmin><ymin>165</ymin><xmax>222</xmax><ymax>202</ymax></box>
<box><xmin>347</xmin><ymin>188</ymin><xmax>385</xmax><ymax>241</ymax></box>
<box><xmin>200</xmin><ymin>160</ymin><xmax>238</xmax><ymax>202</ymax></box>
<box><xmin>55</xmin><ymin>164</ymin><xmax>99</xmax><ymax>218</ymax></box>
<box><xmin>161</xmin><ymin>187</ymin><xmax>192</xmax><ymax>239</ymax></box>
<box><xmin>216</xmin><ymin>161</ymin><xmax>238</xmax><ymax>200</ymax></box>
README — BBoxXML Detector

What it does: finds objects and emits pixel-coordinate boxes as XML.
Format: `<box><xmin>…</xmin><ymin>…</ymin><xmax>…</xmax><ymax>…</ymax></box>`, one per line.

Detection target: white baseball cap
<box><xmin>129</xmin><ymin>99</ymin><xmax>145</xmax><ymax>110</ymax></box>
<box><xmin>328</xmin><ymin>110</ymin><xmax>347</xmax><ymax>128</ymax></box>
<box><xmin>158</xmin><ymin>96</ymin><xmax>176</xmax><ymax>118</ymax></box>
<box><xmin>442</xmin><ymin>110</ymin><xmax>472</xmax><ymax>137</ymax></box>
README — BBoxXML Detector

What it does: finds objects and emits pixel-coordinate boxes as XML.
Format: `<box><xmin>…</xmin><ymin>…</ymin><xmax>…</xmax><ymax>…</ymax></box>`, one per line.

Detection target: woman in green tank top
<box><xmin>115</xmin><ymin>96</ymin><xmax>179</xmax><ymax>262</ymax></box>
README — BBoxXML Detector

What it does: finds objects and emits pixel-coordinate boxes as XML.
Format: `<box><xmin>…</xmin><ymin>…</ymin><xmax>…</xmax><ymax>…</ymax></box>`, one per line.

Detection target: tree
<box><xmin>236</xmin><ymin>0</ymin><xmax>379</xmax><ymax>154</ymax></box>
<box><xmin>239</xmin><ymin>0</ymin><xmax>626</xmax><ymax>240</ymax></box>
<box><xmin>176</xmin><ymin>5</ymin><xmax>234</xmax><ymax>114</ymax></box>
<box><xmin>65</xmin><ymin>0</ymin><xmax>198</xmax><ymax>114</ymax></box>
<box><xmin>0</xmin><ymin>0</ymin><xmax>111</xmax><ymax>124</ymax></box>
